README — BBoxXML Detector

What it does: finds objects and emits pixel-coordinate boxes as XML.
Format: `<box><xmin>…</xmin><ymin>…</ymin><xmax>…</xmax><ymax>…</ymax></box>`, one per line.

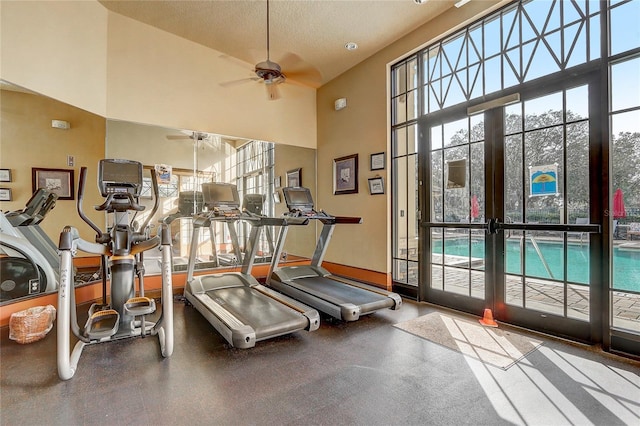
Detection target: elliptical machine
<box><xmin>57</xmin><ymin>159</ymin><xmax>174</xmax><ymax>380</ymax></box>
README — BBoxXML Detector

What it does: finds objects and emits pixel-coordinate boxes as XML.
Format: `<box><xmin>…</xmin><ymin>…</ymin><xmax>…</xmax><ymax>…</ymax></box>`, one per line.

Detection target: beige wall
<box><xmin>0</xmin><ymin>1</ymin><xmax>317</xmax><ymax>149</ymax></box>
<box><xmin>0</xmin><ymin>1</ymin><xmax>108</xmax><ymax>117</ymax></box>
<box><xmin>316</xmin><ymin>1</ymin><xmax>504</xmax><ymax>274</ymax></box>
<box><xmin>0</xmin><ymin>90</ymin><xmax>105</xmax><ymax>243</ymax></box>
<box><xmin>274</xmin><ymin>144</ymin><xmax>317</xmax><ymax>258</ymax></box>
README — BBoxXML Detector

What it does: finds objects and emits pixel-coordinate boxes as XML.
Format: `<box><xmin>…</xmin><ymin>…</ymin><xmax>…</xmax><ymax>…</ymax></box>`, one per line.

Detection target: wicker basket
<box><xmin>9</xmin><ymin>305</ymin><xmax>56</xmax><ymax>344</ymax></box>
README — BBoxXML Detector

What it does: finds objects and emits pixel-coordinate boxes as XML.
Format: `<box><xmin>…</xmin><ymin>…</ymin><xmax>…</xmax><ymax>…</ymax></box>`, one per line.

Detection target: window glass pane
<box><xmin>505</xmin><ymin>102</ymin><xmax>522</xmax><ymax>135</ymax></box>
<box><xmin>407</xmin><ymin>155</ymin><xmax>419</xmax><ymax>262</ymax></box>
<box><xmin>566</xmin><ymin>121</ymin><xmax>590</xmax><ymax>222</ymax></box>
<box><xmin>566</xmin><ymin>85</ymin><xmax>589</xmax><ymax>121</ymax></box>
<box><xmin>393</xmin><ymin>95</ymin><xmax>407</xmax><ymax>124</ymax></box>
<box><xmin>407</xmin><ymin>124</ymin><xmax>418</xmax><ymax>155</ymax></box>
<box><xmin>394</xmin><ymin>156</ymin><xmax>408</xmax><ymax>258</ymax></box>
<box><xmin>431</xmin><ymin>150</ymin><xmax>443</xmax><ymax>222</ymax></box>
<box><xmin>393</xmin><ymin>62</ymin><xmax>406</xmax><ymax>98</ymax></box>
<box><xmin>407</xmin><ymin>57</ymin><xmax>418</xmax><ymax>90</ymax></box>
<box><xmin>443</xmin><ymin>118</ymin><xmax>468</xmax><ymax>148</ymax></box>
<box><xmin>407</xmin><ymin>89</ymin><xmax>418</xmax><ymax>121</ymax></box>
<box><xmin>611</xmin><ymin>57</ymin><xmax>640</xmax><ymax>112</ymax></box>
<box><xmin>393</xmin><ymin>126</ymin><xmax>407</xmax><ymax>157</ymax></box>
<box><xmin>505</xmin><ymin>134</ymin><xmax>523</xmax><ymax>223</ymax></box>
<box><xmin>524</xmin><ymin>92</ymin><xmax>563</xmax><ymax>131</ymax></box>
<box><xmin>431</xmin><ymin>124</ymin><xmax>443</xmax><ymax>150</ymax></box>
<box><xmin>610</xmin><ymin>1</ymin><xmax>640</xmax><ymax>56</ymax></box>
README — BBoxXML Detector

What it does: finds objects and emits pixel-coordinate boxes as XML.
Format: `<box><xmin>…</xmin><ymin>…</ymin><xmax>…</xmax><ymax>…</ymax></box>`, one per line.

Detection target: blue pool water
<box><xmin>434</xmin><ymin>238</ymin><xmax>640</xmax><ymax>292</ymax></box>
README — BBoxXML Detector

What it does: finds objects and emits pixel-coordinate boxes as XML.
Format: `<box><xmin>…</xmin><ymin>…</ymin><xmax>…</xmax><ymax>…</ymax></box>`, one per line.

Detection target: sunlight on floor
<box><xmin>463</xmin><ymin>346</ymin><xmax>640</xmax><ymax>425</ymax></box>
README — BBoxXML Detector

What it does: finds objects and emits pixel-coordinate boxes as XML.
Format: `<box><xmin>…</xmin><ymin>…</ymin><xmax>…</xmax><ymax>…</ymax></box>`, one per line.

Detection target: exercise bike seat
<box><xmin>124</xmin><ymin>296</ymin><xmax>156</xmax><ymax>316</ymax></box>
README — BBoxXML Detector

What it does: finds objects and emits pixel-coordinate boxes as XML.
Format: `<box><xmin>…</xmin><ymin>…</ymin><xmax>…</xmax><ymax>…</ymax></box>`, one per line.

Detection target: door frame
<box><xmin>418</xmin><ymin>69</ymin><xmax>608</xmax><ymax>344</ymax></box>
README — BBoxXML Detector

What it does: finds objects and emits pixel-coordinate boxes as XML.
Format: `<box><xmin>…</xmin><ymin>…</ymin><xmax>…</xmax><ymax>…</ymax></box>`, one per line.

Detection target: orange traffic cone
<box><xmin>479</xmin><ymin>308</ymin><xmax>498</xmax><ymax>327</ymax></box>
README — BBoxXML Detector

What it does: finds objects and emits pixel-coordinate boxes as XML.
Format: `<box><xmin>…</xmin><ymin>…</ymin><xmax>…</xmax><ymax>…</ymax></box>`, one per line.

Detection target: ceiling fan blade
<box><xmin>219</xmin><ymin>77</ymin><xmax>260</xmax><ymax>87</ymax></box>
<box><xmin>265</xmin><ymin>83</ymin><xmax>280</xmax><ymax>101</ymax></box>
<box><xmin>277</xmin><ymin>52</ymin><xmax>322</xmax><ymax>87</ymax></box>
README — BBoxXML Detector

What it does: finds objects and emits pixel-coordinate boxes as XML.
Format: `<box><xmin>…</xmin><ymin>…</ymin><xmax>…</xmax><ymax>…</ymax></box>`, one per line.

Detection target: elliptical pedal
<box><xmin>124</xmin><ymin>296</ymin><xmax>156</xmax><ymax>316</ymax></box>
<box><xmin>84</xmin><ymin>305</ymin><xmax>119</xmax><ymax>340</ymax></box>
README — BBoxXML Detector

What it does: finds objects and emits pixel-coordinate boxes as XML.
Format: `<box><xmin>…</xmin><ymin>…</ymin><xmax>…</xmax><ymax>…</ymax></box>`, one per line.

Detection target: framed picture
<box><xmin>368</xmin><ymin>177</ymin><xmax>385</xmax><ymax>195</ymax></box>
<box><xmin>274</xmin><ymin>176</ymin><xmax>282</xmax><ymax>188</ymax></box>
<box><xmin>287</xmin><ymin>168</ymin><xmax>301</xmax><ymax>187</ymax></box>
<box><xmin>333</xmin><ymin>154</ymin><xmax>358</xmax><ymax>195</ymax></box>
<box><xmin>0</xmin><ymin>188</ymin><xmax>12</xmax><ymax>201</ymax></box>
<box><xmin>32</xmin><ymin>168</ymin><xmax>75</xmax><ymax>200</ymax></box>
<box><xmin>0</xmin><ymin>169</ymin><xmax>11</xmax><ymax>182</ymax></box>
<box><xmin>370</xmin><ymin>152</ymin><xmax>385</xmax><ymax>171</ymax></box>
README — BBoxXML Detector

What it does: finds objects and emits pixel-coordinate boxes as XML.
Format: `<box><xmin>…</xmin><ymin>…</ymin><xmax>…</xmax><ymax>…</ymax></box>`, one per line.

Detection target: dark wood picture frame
<box><xmin>0</xmin><ymin>187</ymin><xmax>12</xmax><ymax>201</ymax></box>
<box><xmin>333</xmin><ymin>153</ymin><xmax>358</xmax><ymax>195</ymax></box>
<box><xmin>32</xmin><ymin>167</ymin><xmax>75</xmax><ymax>200</ymax></box>
<box><xmin>370</xmin><ymin>152</ymin><xmax>385</xmax><ymax>171</ymax></box>
<box><xmin>368</xmin><ymin>177</ymin><xmax>385</xmax><ymax>195</ymax></box>
<box><xmin>286</xmin><ymin>168</ymin><xmax>301</xmax><ymax>187</ymax></box>
<box><xmin>0</xmin><ymin>169</ymin><xmax>12</xmax><ymax>182</ymax></box>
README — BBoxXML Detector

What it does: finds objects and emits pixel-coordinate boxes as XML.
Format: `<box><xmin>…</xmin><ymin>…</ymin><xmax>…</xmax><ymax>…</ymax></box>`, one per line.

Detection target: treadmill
<box><xmin>267</xmin><ymin>187</ymin><xmax>402</xmax><ymax>321</ymax></box>
<box><xmin>183</xmin><ymin>182</ymin><xmax>320</xmax><ymax>348</ymax></box>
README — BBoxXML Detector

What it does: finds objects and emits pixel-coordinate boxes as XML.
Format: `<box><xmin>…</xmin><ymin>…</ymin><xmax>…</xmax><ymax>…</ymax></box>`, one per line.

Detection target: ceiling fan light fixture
<box><xmin>344</xmin><ymin>42</ymin><xmax>358</xmax><ymax>51</ymax></box>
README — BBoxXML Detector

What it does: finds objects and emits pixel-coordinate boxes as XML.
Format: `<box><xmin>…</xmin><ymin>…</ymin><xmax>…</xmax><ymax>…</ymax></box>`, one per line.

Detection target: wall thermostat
<box><xmin>334</xmin><ymin>98</ymin><xmax>347</xmax><ymax>111</ymax></box>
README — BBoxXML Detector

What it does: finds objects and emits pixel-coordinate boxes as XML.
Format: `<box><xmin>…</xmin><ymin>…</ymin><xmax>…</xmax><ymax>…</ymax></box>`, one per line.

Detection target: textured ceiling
<box><xmin>99</xmin><ymin>0</ymin><xmax>459</xmax><ymax>88</ymax></box>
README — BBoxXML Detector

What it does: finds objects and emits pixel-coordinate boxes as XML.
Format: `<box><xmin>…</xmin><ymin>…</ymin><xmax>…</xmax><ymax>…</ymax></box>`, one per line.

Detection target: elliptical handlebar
<box><xmin>77</xmin><ymin>167</ymin><xmax>103</xmax><ymax>237</ymax></box>
<box><xmin>139</xmin><ymin>168</ymin><xmax>160</xmax><ymax>232</ymax></box>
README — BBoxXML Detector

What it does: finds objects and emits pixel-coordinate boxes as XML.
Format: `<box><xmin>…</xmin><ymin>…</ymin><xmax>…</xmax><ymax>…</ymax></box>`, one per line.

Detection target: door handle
<box><xmin>487</xmin><ymin>218</ymin><xmax>502</xmax><ymax>234</ymax></box>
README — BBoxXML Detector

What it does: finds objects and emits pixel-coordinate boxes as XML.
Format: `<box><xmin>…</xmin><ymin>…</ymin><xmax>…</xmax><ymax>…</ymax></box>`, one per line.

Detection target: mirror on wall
<box><xmin>0</xmin><ymin>80</ymin><xmax>317</xmax><ymax>305</ymax></box>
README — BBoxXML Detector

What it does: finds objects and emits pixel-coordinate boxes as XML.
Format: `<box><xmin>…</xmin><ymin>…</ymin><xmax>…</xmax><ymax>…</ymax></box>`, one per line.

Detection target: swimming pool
<box><xmin>433</xmin><ymin>238</ymin><xmax>640</xmax><ymax>292</ymax></box>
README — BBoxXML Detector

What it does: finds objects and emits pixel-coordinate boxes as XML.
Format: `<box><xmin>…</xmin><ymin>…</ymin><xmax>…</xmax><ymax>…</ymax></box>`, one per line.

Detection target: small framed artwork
<box><xmin>370</xmin><ymin>152</ymin><xmax>385</xmax><ymax>171</ymax></box>
<box><xmin>0</xmin><ymin>188</ymin><xmax>12</xmax><ymax>201</ymax></box>
<box><xmin>0</xmin><ymin>169</ymin><xmax>11</xmax><ymax>182</ymax></box>
<box><xmin>368</xmin><ymin>177</ymin><xmax>385</xmax><ymax>195</ymax></box>
<box><xmin>273</xmin><ymin>191</ymin><xmax>281</xmax><ymax>204</ymax></box>
<box><xmin>32</xmin><ymin>167</ymin><xmax>75</xmax><ymax>200</ymax></box>
<box><xmin>333</xmin><ymin>153</ymin><xmax>358</xmax><ymax>195</ymax></box>
<box><xmin>274</xmin><ymin>176</ymin><xmax>282</xmax><ymax>188</ymax></box>
<box><xmin>287</xmin><ymin>168</ymin><xmax>301</xmax><ymax>187</ymax></box>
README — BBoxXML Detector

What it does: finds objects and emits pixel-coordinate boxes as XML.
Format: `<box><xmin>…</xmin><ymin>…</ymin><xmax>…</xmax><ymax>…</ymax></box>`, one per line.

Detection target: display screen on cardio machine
<box><xmin>202</xmin><ymin>182</ymin><xmax>240</xmax><ymax>209</ymax></box>
<box><xmin>283</xmin><ymin>187</ymin><xmax>314</xmax><ymax>212</ymax></box>
<box><xmin>98</xmin><ymin>159</ymin><xmax>143</xmax><ymax>197</ymax></box>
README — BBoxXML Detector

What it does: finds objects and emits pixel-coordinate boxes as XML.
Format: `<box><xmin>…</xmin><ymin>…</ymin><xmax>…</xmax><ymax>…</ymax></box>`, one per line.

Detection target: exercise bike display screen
<box><xmin>202</xmin><ymin>182</ymin><xmax>240</xmax><ymax>208</ymax></box>
<box><xmin>98</xmin><ymin>159</ymin><xmax>143</xmax><ymax>197</ymax></box>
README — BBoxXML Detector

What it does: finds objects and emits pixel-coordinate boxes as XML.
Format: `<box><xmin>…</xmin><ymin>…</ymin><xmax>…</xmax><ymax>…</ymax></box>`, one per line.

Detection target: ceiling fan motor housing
<box><xmin>255</xmin><ymin>60</ymin><xmax>285</xmax><ymax>83</ymax></box>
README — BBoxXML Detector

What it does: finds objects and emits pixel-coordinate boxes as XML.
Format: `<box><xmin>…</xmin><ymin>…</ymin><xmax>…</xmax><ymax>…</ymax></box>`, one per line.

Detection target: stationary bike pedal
<box><xmin>124</xmin><ymin>296</ymin><xmax>156</xmax><ymax>316</ymax></box>
<box><xmin>85</xmin><ymin>309</ymin><xmax>119</xmax><ymax>340</ymax></box>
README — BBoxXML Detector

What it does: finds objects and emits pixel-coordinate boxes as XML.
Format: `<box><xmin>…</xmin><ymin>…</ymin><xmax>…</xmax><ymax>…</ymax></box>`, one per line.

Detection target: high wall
<box><xmin>0</xmin><ymin>1</ymin><xmax>316</xmax><ymax>149</ymax></box>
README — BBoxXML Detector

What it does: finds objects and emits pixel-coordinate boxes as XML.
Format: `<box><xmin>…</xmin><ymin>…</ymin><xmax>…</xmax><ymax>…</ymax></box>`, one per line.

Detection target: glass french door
<box><xmin>420</xmin><ymin>75</ymin><xmax>603</xmax><ymax>342</ymax></box>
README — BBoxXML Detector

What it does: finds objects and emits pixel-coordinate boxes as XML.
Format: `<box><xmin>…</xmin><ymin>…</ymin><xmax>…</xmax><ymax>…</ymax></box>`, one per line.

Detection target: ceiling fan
<box><xmin>166</xmin><ymin>130</ymin><xmax>223</xmax><ymax>150</ymax></box>
<box><xmin>220</xmin><ymin>0</ymin><xmax>320</xmax><ymax>100</ymax></box>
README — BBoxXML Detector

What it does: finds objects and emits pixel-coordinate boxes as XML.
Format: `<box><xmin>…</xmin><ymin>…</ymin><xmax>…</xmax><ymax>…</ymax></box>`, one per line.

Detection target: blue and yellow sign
<box><xmin>529</xmin><ymin>164</ymin><xmax>558</xmax><ymax>197</ymax></box>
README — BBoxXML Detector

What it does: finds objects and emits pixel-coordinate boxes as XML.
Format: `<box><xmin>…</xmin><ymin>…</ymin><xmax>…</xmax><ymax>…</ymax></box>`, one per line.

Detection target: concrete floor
<box><xmin>1</xmin><ymin>298</ymin><xmax>639</xmax><ymax>425</ymax></box>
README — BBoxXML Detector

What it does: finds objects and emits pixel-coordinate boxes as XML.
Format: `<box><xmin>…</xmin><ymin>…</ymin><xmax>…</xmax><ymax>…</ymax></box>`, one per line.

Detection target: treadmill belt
<box><xmin>205</xmin><ymin>286</ymin><xmax>307</xmax><ymax>338</ymax></box>
<box><xmin>294</xmin><ymin>276</ymin><xmax>389</xmax><ymax>306</ymax></box>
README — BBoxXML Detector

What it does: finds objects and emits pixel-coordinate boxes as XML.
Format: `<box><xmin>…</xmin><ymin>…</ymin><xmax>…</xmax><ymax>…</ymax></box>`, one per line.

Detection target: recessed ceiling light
<box><xmin>345</xmin><ymin>42</ymin><xmax>358</xmax><ymax>51</ymax></box>
<box><xmin>454</xmin><ymin>0</ymin><xmax>471</xmax><ymax>7</ymax></box>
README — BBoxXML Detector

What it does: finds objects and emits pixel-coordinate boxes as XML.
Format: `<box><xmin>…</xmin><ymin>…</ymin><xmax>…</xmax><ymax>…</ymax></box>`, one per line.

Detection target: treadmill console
<box><xmin>98</xmin><ymin>159</ymin><xmax>143</xmax><ymax>197</ymax></box>
<box><xmin>202</xmin><ymin>182</ymin><xmax>241</xmax><ymax>216</ymax></box>
<box><xmin>242</xmin><ymin>194</ymin><xmax>266</xmax><ymax>216</ymax></box>
<box><xmin>282</xmin><ymin>187</ymin><xmax>325</xmax><ymax>217</ymax></box>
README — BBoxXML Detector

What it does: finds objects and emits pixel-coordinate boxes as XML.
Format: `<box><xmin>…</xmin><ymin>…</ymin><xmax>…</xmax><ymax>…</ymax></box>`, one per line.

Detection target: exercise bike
<box><xmin>57</xmin><ymin>159</ymin><xmax>174</xmax><ymax>380</ymax></box>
